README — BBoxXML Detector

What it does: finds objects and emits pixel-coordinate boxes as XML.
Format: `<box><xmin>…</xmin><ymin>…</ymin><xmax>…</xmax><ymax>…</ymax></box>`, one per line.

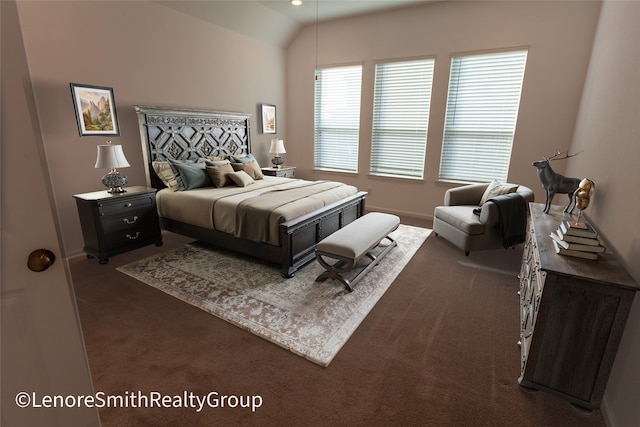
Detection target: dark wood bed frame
<box><xmin>135</xmin><ymin>105</ymin><xmax>367</xmax><ymax>277</ymax></box>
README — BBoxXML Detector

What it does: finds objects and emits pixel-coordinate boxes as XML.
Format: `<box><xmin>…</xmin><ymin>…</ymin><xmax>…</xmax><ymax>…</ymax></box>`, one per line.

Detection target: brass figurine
<box><xmin>570</xmin><ymin>178</ymin><xmax>595</xmax><ymax>228</ymax></box>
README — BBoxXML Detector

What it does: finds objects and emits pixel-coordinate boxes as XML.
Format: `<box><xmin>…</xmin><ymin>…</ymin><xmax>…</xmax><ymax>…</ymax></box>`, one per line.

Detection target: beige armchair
<box><xmin>433</xmin><ymin>182</ymin><xmax>535</xmax><ymax>255</ymax></box>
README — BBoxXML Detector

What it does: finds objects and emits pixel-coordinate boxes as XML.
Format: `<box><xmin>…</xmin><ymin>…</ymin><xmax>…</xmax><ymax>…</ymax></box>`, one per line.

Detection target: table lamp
<box><xmin>95</xmin><ymin>141</ymin><xmax>130</xmax><ymax>193</ymax></box>
<box><xmin>269</xmin><ymin>139</ymin><xmax>286</xmax><ymax>168</ymax></box>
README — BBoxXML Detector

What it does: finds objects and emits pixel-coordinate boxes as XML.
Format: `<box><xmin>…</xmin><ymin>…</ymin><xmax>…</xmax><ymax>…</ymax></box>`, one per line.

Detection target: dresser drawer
<box><xmin>98</xmin><ymin>194</ymin><xmax>155</xmax><ymax>216</ymax></box>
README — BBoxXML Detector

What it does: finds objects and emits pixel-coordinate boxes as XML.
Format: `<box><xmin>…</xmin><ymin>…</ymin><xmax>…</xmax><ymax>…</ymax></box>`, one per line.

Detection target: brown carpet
<box><xmin>115</xmin><ymin>225</ymin><xmax>430</xmax><ymax>367</ymax></box>
<box><xmin>70</xmin><ymin>217</ymin><xmax>605</xmax><ymax>427</ymax></box>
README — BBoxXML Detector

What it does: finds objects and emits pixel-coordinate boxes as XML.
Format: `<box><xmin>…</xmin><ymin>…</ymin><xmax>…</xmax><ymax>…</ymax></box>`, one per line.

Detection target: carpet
<box><xmin>116</xmin><ymin>224</ymin><xmax>430</xmax><ymax>366</ymax></box>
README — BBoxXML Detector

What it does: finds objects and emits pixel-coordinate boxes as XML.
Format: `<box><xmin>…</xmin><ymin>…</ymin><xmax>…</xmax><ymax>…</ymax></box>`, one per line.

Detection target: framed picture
<box><xmin>70</xmin><ymin>83</ymin><xmax>120</xmax><ymax>136</ymax></box>
<box><xmin>261</xmin><ymin>103</ymin><xmax>276</xmax><ymax>134</ymax></box>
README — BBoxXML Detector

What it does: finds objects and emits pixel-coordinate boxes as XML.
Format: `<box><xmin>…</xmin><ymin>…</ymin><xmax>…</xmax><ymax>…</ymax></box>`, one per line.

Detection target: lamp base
<box><xmin>102</xmin><ymin>171</ymin><xmax>128</xmax><ymax>193</ymax></box>
<box><xmin>271</xmin><ymin>156</ymin><xmax>285</xmax><ymax>169</ymax></box>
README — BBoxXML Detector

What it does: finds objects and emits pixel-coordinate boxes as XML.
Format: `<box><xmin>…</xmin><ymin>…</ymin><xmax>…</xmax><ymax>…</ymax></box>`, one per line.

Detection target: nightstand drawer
<box><xmin>101</xmin><ymin>209</ymin><xmax>158</xmax><ymax>233</ymax></box>
<box><xmin>103</xmin><ymin>223</ymin><xmax>160</xmax><ymax>251</ymax></box>
<box><xmin>261</xmin><ymin>166</ymin><xmax>296</xmax><ymax>178</ymax></box>
<box><xmin>279</xmin><ymin>169</ymin><xmax>295</xmax><ymax>178</ymax></box>
<box><xmin>98</xmin><ymin>194</ymin><xmax>155</xmax><ymax>216</ymax></box>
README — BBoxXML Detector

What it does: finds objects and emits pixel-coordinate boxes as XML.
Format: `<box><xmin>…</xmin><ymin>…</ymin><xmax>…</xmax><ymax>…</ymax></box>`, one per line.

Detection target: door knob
<box><xmin>27</xmin><ymin>249</ymin><xmax>56</xmax><ymax>272</ymax></box>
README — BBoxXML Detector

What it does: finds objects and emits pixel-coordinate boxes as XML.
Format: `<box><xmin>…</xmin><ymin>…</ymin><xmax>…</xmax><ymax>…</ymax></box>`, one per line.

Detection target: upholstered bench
<box><xmin>315</xmin><ymin>212</ymin><xmax>400</xmax><ymax>292</ymax></box>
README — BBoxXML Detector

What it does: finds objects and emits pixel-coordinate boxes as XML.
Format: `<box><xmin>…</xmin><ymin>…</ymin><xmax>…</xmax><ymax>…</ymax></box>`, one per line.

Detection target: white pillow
<box><xmin>480</xmin><ymin>180</ymin><xmax>519</xmax><ymax>205</ymax></box>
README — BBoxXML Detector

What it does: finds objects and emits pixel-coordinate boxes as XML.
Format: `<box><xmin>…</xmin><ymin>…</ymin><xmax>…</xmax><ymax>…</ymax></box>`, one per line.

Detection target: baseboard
<box><xmin>600</xmin><ymin>395</ymin><xmax>614</xmax><ymax>427</ymax></box>
<box><xmin>365</xmin><ymin>204</ymin><xmax>433</xmax><ymax>222</ymax></box>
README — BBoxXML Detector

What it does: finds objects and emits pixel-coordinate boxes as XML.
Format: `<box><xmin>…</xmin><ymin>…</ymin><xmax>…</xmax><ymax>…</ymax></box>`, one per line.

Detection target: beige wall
<box><xmin>16</xmin><ymin>0</ymin><xmax>287</xmax><ymax>256</ymax></box>
<box><xmin>13</xmin><ymin>1</ymin><xmax>639</xmax><ymax>424</ymax></box>
<box><xmin>565</xmin><ymin>1</ymin><xmax>640</xmax><ymax>426</ymax></box>
<box><xmin>286</xmin><ymin>0</ymin><xmax>601</xmax><ymax>217</ymax></box>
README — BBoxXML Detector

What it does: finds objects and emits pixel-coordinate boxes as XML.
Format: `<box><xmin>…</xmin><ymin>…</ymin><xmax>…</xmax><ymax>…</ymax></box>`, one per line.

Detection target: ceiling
<box><xmin>156</xmin><ymin>0</ymin><xmax>436</xmax><ymax>46</ymax></box>
<box><xmin>257</xmin><ymin>0</ymin><xmax>432</xmax><ymax>24</ymax></box>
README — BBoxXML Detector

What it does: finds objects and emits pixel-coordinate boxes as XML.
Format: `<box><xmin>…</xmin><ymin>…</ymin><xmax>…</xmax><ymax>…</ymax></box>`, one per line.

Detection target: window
<box><xmin>439</xmin><ymin>49</ymin><xmax>528</xmax><ymax>183</ymax></box>
<box><xmin>314</xmin><ymin>65</ymin><xmax>362</xmax><ymax>172</ymax></box>
<box><xmin>371</xmin><ymin>58</ymin><xmax>434</xmax><ymax>179</ymax></box>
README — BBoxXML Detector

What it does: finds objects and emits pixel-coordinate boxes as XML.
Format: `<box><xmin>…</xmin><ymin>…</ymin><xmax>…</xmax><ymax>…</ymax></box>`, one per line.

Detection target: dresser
<box><xmin>518</xmin><ymin>203</ymin><xmax>638</xmax><ymax>410</ymax></box>
<box><xmin>74</xmin><ymin>186</ymin><xmax>162</xmax><ymax>264</ymax></box>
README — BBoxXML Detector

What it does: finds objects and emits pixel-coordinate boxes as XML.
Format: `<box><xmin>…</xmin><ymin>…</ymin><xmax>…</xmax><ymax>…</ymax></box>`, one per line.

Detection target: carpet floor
<box><xmin>115</xmin><ymin>225</ymin><xmax>430</xmax><ymax>366</ymax></box>
<box><xmin>70</xmin><ymin>217</ymin><xmax>606</xmax><ymax>427</ymax></box>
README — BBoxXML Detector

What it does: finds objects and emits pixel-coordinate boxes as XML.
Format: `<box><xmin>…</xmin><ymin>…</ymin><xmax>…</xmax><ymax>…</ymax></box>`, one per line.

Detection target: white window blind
<box><xmin>371</xmin><ymin>58</ymin><xmax>434</xmax><ymax>178</ymax></box>
<box><xmin>439</xmin><ymin>49</ymin><xmax>528</xmax><ymax>183</ymax></box>
<box><xmin>314</xmin><ymin>65</ymin><xmax>362</xmax><ymax>172</ymax></box>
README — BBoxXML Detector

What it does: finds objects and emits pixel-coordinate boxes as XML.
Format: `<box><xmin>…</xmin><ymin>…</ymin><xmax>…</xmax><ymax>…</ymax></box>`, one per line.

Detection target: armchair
<box><xmin>433</xmin><ymin>182</ymin><xmax>535</xmax><ymax>255</ymax></box>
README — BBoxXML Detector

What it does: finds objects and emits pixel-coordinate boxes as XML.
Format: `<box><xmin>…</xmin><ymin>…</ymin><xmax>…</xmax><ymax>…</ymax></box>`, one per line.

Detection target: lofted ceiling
<box><xmin>155</xmin><ymin>0</ymin><xmax>436</xmax><ymax>47</ymax></box>
<box><xmin>257</xmin><ymin>0</ymin><xmax>433</xmax><ymax>24</ymax></box>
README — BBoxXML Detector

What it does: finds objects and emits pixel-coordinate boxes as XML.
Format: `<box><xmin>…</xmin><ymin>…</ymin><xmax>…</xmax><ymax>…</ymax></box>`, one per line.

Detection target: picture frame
<box><xmin>261</xmin><ymin>103</ymin><xmax>276</xmax><ymax>134</ymax></box>
<box><xmin>70</xmin><ymin>83</ymin><xmax>120</xmax><ymax>136</ymax></box>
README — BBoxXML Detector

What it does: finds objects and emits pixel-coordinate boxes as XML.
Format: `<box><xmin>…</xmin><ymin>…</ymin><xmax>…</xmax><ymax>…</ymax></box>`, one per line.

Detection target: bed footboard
<box><xmin>279</xmin><ymin>191</ymin><xmax>367</xmax><ymax>277</ymax></box>
<box><xmin>159</xmin><ymin>191</ymin><xmax>366</xmax><ymax>277</ymax></box>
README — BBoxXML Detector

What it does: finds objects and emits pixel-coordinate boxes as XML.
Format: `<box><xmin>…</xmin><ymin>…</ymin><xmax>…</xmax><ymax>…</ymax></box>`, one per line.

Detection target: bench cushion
<box><xmin>317</xmin><ymin>212</ymin><xmax>400</xmax><ymax>260</ymax></box>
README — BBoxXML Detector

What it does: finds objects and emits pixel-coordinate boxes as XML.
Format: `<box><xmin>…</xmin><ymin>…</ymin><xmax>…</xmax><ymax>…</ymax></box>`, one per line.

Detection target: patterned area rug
<box><xmin>117</xmin><ymin>224</ymin><xmax>430</xmax><ymax>366</ymax></box>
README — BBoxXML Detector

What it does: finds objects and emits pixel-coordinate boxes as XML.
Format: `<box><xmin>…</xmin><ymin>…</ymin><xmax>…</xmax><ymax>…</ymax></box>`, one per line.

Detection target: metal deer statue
<box><xmin>532</xmin><ymin>150</ymin><xmax>582</xmax><ymax>214</ymax></box>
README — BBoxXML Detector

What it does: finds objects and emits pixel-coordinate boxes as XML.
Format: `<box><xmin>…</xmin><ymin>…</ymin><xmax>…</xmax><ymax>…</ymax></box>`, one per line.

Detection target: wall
<box><xmin>565</xmin><ymin>1</ymin><xmax>640</xmax><ymax>426</ymax></box>
<box><xmin>286</xmin><ymin>0</ymin><xmax>601</xmax><ymax>218</ymax></box>
<box><xmin>16</xmin><ymin>0</ymin><xmax>286</xmax><ymax>256</ymax></box>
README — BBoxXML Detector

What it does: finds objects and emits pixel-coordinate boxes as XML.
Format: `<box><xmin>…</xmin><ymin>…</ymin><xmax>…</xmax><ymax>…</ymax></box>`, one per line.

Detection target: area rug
<box><xmin>117</xmin><ymin>224</ymin><xmax>430</xmax><ymax>366</ymax></box>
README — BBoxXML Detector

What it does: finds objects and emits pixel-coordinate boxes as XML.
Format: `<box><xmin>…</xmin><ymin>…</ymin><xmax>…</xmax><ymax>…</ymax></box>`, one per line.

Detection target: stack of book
<box><xmin>549</xmin><ymin>219</ymin><xmax>605</xmax><ymax>260</ymax></box>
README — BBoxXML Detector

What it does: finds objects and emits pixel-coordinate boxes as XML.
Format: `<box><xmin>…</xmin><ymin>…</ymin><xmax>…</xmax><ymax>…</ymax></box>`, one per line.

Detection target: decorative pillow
<box><xmin>228</xmin><ymin>170</ymin><xmax>255</xmax><ymax>187</ymax></box>
<box><xmin>197</xmin><ymin>155</ymin><xmax>227</xmax><ymax>163</ymax></box>
<box><xmin>167</xmin><ymin>159</ymin><xmax>212</xmax><ymax>191</ymax></box>
<box><xmin>231</xmin><ymin>160</ymin><xmax>264</xmax><ymax>180</ymax></box>
<box><xmin>205</xmin><ymin>160</ymin><xmax>234</xmax><ymax>188</ymax></box>
<box><xmin>229</xmin><ymin>153</ymin><xmax>258</xmax><ymax>164</ymax></box>
<box><xmin>480</xmin><ymin>180</ymin><xmax>519</xmax><ymax>205</ymax></box>
<box><xmin>152</xmin><ymin>161</ymin><xmax>179</xmax><ymax>191</ymax></box>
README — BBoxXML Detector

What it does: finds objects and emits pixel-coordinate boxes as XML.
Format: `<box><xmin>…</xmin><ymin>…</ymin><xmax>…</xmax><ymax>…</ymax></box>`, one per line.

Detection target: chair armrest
<box><xmin>479</xmin><ymin>202</ymin><xmax>500</xmax><ymax>227</ymax></box>
<box><xmin>444</xmin><ymin>183</ymin><xmax>489</xmax><ymax>206</ymax></box>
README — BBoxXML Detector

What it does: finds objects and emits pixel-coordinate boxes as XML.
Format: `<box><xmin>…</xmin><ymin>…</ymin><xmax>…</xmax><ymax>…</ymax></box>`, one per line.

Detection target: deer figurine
<box><xmin>532</xmin><ymin>150</ymin><xmax>582</xmax><ymax>214</ymax></box>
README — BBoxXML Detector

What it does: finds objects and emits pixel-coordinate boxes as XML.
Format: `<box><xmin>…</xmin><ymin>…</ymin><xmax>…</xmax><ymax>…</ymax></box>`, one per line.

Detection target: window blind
<box><xmin>371</xmin><ymin>58</ymin><xmax>434</xmax><ymax>178</ymax></box>
<box><xmin>314</xmin><ymin>65</ymin><xmax>362</xmax><ymax>172</ymax></box>
<box><xmin>439</xmin><ymin>50</ymin><xmax>528</xmax><ymax>183</ymax></box>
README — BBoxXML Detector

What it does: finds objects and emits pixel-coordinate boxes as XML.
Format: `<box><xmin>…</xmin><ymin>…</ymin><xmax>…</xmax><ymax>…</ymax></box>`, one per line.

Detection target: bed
<box><xmin>135</xmin><ymin>105</ymin><xmax>367</xmax><ymax>277</ymax></box>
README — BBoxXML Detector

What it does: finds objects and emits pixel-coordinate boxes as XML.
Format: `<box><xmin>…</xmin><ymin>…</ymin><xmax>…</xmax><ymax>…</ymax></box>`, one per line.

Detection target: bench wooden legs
<box><xmin>315</xmin><ymin>236</ymin><xmax>397</xmax><ymax>292</ymax></box>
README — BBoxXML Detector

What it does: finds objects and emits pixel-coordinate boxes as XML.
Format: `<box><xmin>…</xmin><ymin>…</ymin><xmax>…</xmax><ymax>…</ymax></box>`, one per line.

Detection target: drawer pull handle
<box><xmin>124</xmin><ymin>202</ymin><xmax>133</xmax><ymax>208</ymax></box>
<box><xmin>126</xmin><ymin>232</ymin><xmax>141</xmax><ymax>240</ymax></box>
<box><xmin>123</xmin><ymin>216</ymin><xmax>139</xmax><ymax>225</ymax></box>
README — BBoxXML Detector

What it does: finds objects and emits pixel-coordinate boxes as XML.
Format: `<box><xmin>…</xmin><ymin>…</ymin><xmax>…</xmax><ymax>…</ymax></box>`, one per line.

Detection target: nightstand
<box><xmin>73</xmin><ymin>186</ymin><xmax>162</xmax><ymax>264</ymax></box>
<box><xmin>261</xmin><ymin>166</ymin><xmax>296</xmax><ymax>178</ymax></box>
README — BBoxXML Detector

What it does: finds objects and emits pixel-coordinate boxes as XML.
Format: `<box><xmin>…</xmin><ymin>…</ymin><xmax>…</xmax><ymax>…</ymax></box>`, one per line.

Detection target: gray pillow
<box><xmin>229</xmin><ymin>153</ymin><xmax>257</xmax><ymax>164</ymax></box>
<box><xmin>167</xmin><ymin>159</ymin><xmax>212</xmax><ymax>190</ymax></box>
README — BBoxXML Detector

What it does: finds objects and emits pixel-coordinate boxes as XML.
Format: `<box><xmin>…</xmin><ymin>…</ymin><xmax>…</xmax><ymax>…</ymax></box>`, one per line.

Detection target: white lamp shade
<box><xmin>269</xmin><ymin>139</ymin><xmax>286</xmax><ymax>154</ymax></box>
<box><xmin>95</xmin><ymin>144</ymin><xmax>130</xmax><ymax>169</ymax></box>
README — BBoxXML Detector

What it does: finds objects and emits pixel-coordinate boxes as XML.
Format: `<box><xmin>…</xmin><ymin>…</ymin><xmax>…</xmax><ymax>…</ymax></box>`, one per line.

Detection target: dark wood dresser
<box><xmin>518</xmin><ymin>203</ymin><xmax>638</xmax><ymax>411</ymax></box>
<box><xmin>74</xmin><ymin>186</ymin><xmax>162</xmax><ymax>264</ymax></box>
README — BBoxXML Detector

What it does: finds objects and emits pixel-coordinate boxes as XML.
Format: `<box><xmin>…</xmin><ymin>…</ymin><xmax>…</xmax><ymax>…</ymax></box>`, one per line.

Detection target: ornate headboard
<box><xmin>135</xmin><ymin>105</ymin><xmax>252</xmax><ymax>189</ymax></box>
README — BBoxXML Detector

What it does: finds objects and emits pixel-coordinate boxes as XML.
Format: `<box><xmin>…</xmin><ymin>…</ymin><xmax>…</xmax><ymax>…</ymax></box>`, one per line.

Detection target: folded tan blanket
<box><xmin>156</xmin><ymin>177</ymin><xmax>358</xmax><ymax>246</ymax></box>
<box><xmin>236</xmin><ymin>181</ymin><xmax>344</xmax><ymax>244</ymax></box>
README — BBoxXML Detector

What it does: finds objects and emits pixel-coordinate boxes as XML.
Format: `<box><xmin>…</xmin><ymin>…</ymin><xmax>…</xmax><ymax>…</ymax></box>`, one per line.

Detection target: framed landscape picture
<box><xmin>261</xmin><ymin>103</ymin><xmax>276</xmax><ymax>134</ymax></box>
<box><xmin>70</xmin><ymin>83</ymin><xmax>120</xmax><ymax>136</ymax></box>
